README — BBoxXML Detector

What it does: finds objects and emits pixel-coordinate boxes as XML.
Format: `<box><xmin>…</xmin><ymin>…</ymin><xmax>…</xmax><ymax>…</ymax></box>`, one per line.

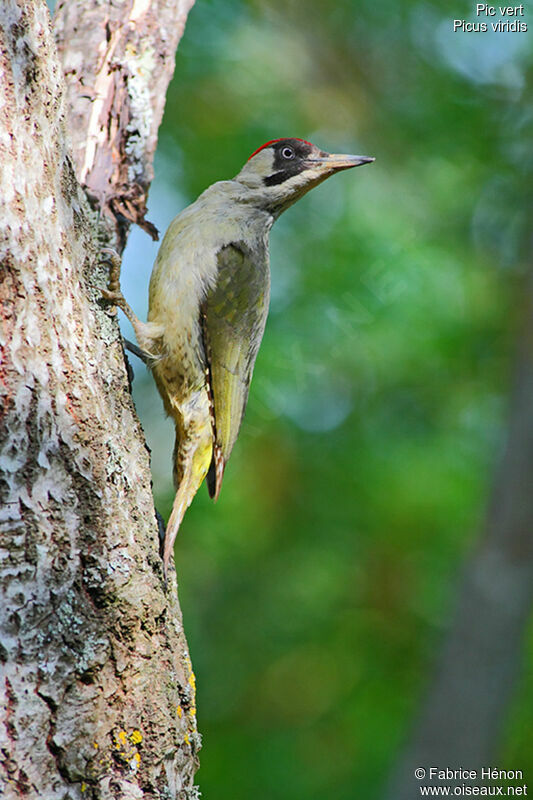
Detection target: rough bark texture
<box><xmin>53</xmin><ymin>0</ymin><xmax>195</xmax><ymax>245</ymax></box>
<box><xmin>0</xmin><ymin>2</ymin><xmax>199</xmax><ymax>798</ymax></box>
<box><xmin>386</xmin><ymin>281</ymin><xmax>533</xmax><ymax>799</ymax></box>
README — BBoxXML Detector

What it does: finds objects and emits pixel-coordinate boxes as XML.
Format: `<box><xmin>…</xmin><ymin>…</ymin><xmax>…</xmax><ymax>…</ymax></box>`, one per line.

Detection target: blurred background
<box><xmin>120</xmin><ymin>0</ymin><xmax>533</xmax><ymax>796</ymax></box>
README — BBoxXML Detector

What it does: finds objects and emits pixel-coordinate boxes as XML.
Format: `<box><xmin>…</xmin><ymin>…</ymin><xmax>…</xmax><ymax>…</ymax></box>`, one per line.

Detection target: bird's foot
<box><xmin>100</xmin><ymin>247</ymin><xmax>146</xmax><ymax>340</ymax></box>
<box><xmin>101</xmin><ymin>247</ymin><xmax>122</xmax><ymax>292</ymax></box>
<box><xmin>100</xmin><ymin>247</ymin><xmax>128</xmax><ymax>315</ymax></box>
<box><xmin>101</xmin><ymin>287</ymin><xmax>127</xmax><ymax>314</ymax></box>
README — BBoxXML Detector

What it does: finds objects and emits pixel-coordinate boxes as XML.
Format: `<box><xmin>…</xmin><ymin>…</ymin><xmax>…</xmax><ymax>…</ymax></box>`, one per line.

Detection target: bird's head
<box><xmin>235</xmin><ymin>138</ymin><xmax>374</xmax><ymax>216</ymax></box>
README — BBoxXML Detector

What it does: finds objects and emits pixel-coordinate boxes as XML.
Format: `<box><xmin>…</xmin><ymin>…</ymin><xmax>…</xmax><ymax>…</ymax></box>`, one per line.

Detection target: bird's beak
<box><xmin>309</xmin><ymin>153</ymin><xmax>375</xmax><ymax>172</ymax></box>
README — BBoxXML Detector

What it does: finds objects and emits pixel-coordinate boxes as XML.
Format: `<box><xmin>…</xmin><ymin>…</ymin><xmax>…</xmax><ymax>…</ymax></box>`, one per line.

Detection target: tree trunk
<box><xmin>385</xmin><ymin>278</ymin><xmax>533</xmax><ymax>798</ymax></box>
<box><xmin>53</xmin><ymin>0</ymin><xmax>195</xmax><ymax>245</ymax></box>
<box><xmin>0</xmin><ymin>2</ymin><xmax>198</xmax><ymax>798</ymax></box>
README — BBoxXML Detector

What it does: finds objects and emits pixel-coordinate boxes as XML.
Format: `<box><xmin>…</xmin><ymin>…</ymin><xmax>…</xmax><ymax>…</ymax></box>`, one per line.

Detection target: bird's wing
<box><xmin>201</xmin><ymin>241</ymin><xmax>270</xmax><ymax>499</ymax></box>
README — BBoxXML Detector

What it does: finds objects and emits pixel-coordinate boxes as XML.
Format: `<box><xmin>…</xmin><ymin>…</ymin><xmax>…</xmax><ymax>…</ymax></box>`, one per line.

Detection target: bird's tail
<box><xmin>163</xmin><ymin>487</ymin><xmax>190</xmax><ymax>575</ymax></box>
<box><xmin>163</xmin><ymin>426</ymin><xmax>213</xmax><ymax>575</ymax></box>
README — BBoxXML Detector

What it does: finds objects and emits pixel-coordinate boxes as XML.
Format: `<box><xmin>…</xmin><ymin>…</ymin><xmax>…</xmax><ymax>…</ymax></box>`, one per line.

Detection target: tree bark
<box><xmin>385</xmin><ymin>280</ymin><xmax>533</xmax><ymax>798</ymax></box>
<box><xmin>53</xmin><ymin>0</ymin><xmax>195</xmax><ymax>245</ymax></box>
<box><xmin>0</xmin><ymin>2</ymin><xmax>198</xmax><ymax>798</ymax></box>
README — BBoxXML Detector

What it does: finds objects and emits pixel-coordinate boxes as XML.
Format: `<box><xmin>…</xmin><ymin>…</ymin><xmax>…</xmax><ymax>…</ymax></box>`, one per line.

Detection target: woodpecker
<box><xmin>103</xmin><ymin>138</ymin><xmax>374</xmax><ymax>574</ymax></box>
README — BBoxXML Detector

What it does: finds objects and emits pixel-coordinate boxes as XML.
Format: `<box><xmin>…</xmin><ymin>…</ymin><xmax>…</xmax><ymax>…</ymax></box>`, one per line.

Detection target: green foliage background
<box><xmin>122</xmin><ymin>1</ymin><xmax>533</xmax><ymax>796</ymax></box>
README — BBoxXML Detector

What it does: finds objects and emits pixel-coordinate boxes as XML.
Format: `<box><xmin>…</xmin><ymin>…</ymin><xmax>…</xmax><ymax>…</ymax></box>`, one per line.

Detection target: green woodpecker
<box><xmin>103</xmin><ymin>138</ymin><xmax>374</xmax><ymax>573</ymax></box>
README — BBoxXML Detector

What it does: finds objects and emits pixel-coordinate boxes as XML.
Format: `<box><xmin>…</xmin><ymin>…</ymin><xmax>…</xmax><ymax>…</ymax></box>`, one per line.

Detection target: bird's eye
<box><xmin>281</xmin><ymin>147</ymin><xmax>295</xmax><ymax>159</ymax></box>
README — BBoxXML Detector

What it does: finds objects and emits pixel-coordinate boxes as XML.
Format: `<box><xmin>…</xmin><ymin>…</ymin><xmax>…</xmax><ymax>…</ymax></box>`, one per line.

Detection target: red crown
<box><xmin>247</xmin><ymin>138</ymin><xmax>313</xmax><ymax>161</ymax></box>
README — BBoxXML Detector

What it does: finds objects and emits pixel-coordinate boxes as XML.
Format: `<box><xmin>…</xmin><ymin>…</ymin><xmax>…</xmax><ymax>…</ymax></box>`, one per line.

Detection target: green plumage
<box><xmin>203</xmin><ymin>241</ymin><xmax>270</xmax><ymax>496</ymax></box>
<box><xmin>103</xmin><ymin>140</ymin><xmax>372</xmax><ymax>573</ymax></box>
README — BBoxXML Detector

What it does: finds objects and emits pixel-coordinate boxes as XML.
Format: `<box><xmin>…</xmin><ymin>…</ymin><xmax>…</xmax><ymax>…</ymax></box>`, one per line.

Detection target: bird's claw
<box><xmin>100</xmin><ymin>248</ymin><xmax>126</xmax><ymax>312</ymax></box>
<box><xmin>101</xmin><ymin>247</ymin><xmax>121</xmax><ymax>268</ymax></box>
<box><xmin>101</xmin><ymin>287</ymin><xmax>125</xmax><ymax>304</ymax></box>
